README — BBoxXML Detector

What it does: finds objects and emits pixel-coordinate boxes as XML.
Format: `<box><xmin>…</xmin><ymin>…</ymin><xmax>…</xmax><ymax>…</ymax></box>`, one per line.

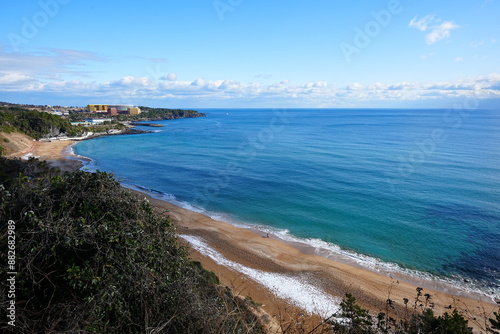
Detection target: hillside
<box><xmin>137</xmin><ymin>107</ymin><xmax>206</xmax><ymax>120</ymax></box>
<box><xmin>75</xmin><ymin>106</ymin><xmax>207</xmax><ymax>122</ymax></box>
<box><xmin>0</xmin><ymin>132</ymin><xmax>34</xmax><ymax>156</ymax></box>
<box><xmin>0</xmin><ymin>158</ymin><xmax>265</xmax><ymax>333</ymax></box>
<box><xmin>0</xmin><ymin>106</ymin><xmax>80</xmax><ymax>140</ymax></box>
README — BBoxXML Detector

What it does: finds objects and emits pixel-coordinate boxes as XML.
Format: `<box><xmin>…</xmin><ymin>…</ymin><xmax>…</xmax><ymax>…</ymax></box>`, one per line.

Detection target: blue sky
<box><xmin>1</xmin><ymin>0</ymin><xmax>499</xmax><ymax>108</ymax></box>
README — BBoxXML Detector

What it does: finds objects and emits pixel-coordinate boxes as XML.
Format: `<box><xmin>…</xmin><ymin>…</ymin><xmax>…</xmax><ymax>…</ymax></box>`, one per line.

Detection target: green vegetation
<box><xmin>490</xmin><ymin>312</ymin><xmax>500</xmax><ymax>334</ymax></box>
<box><xmin>1</xmin><ymin>104</ymin><xmax>204</xmax><ymax>144</ymax></box>
<box><xmin>0</xmin><ymin>106</ymin><xmax>80</xmax><ymax>139</ymax></box>
<box><xmin>135</xmin><ymin>107</ymin><xmax>205</xmax><ymax>121</ymax></box>
<box><xmin>326</xmin><ymin>291</ymin><xmax>478</xmax><ymax>334</ymax></box>
<box><xmin>82</xmin><ymin>120</ymin><xmax>127</xmax><ymax>133</ymax></box>
<box><xmin>68</xmin><ymin>107</ymin><xmax>205</xmax><ymax>123</ymax></box>
<box><xmin>0</xmin><ymin>158</ymin><xmax>264</xmax><ymax>333</ymax></box>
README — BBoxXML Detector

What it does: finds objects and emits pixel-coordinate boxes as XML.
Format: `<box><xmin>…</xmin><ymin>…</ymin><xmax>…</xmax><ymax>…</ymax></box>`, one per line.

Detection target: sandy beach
<box><xmin>146</xmin><ymin>196</ymin><xmax>498</xmax><ymax>328</ymax></box>
<box><xmin>7</xmin><ymin>139</ymin><xmax>498</xmax><ymax>331</ymax></box>
<box><xmin>7</xmin><ymin>140</ymin><xmax>83</xmax><ymax>172</ymax></box>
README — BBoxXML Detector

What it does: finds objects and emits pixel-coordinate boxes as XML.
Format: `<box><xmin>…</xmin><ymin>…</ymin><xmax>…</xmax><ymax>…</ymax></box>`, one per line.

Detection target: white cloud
<box><xmin>409</xmin><ymin>15</ymin><xmax>435</xmax><ymax>31</ymax></box>
<box><xmin>409</xmin><ymin>16</ymin><xmax>459</xmax><ymax>44</ymax></box>
<box><xmin>167</xmin><ymin>73</ymin><xmax>177</xmax><ymax>81</ymax></box>
<box><xmin>0</xmin><ymin>73</ymin><xmax>33</xmax><ymax>85</ymax></box>
<box><xmin>425</xmin><ymin>21</ymin><xmax>459</xmax><ymax>44</ymax></box>
<box><xmin>191</xmin><ymin>78</ymin><xmax>206</xmax><ymax>87</ymax></box>
<box><xmin>346</xmin><ymin>83</ymin><xmax>363</xmax><ymax>90</ymax></box>
<box><xmin>304</xmin><ymin>81</ymin><xmax>328</xmax><ymax>89</ymax></box>
<box><xmin>2</xmin><ymin>70</ymin><xmax>500</xmax><ymax>107</ymax></box>
<box><xmin>113</xmin><ymin>76</ymin><xmax>154</xmax><ymax>87</ymax></box>
<box><xmin>455</xmin><ymin>57</ymin><xmax>464</xmax><ymax>62</ymax></box>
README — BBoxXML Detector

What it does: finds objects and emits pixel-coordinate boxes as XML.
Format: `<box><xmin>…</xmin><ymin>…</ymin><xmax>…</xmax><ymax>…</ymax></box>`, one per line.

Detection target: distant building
<box><xmin>107</xmin><ymin>107</ymin><xmax>118</xmax><ymax>116</ymax></box>
<box><xmin>109</xmin><ymin>105</ymin><xmax>133</xmax><ymax>114</ymax></box>
<box><xmin>87</xmin><ymin>104</ymin><xmax>140</xmax><ymax>115</ymax></box>
<box><xmin>71</xmin><ymin>121</ymin><xmax>91</xmax><ymax>126</ymax></box>
<box><xmin>128</xmin><ymin>107</ymin><xmax>141</xmax><ymax>115</ymax></box>
<box><xmin>87</xmin><ymin>104</ymin><xmax>109</xmax><ymax>112</ymax></box>
<box><xmin>85</xmin><ymin>118</ymin><xmax>112</xmax><ymax>125</ymax></box>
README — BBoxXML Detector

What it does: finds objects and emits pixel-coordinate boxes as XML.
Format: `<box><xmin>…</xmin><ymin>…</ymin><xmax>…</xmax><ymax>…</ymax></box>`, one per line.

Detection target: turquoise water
<box><xmin>74</xmin><ymin>108</ymin><xmax>500</xmax><ymax>297</ymax></box>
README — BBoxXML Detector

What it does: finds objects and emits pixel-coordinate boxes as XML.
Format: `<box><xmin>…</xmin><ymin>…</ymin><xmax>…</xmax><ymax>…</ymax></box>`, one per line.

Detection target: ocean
<box><xmin>73</xmin><ymin>108</ymin><xmax>500</xmax><ymax>299</ymax></box>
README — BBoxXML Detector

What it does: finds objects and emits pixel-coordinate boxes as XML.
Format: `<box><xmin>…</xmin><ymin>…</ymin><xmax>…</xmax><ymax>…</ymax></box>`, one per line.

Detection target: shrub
<box><xmin>328</xmin><ymin>290</ymin><xmax>476</xmax><ymax>334</ymax></box>
<box><xmin>0</xmin><ymin>158</ymin><xmax>263</xmax><ymax>333</ymax></box>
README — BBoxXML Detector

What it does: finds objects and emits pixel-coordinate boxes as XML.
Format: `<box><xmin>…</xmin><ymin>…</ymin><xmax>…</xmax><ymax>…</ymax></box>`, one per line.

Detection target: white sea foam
<box><xmin>246</xmin><ymin>224</ymin><xmax>498</xmax><ymax>301</ymax></box>
<box><xmin>120</xmin><ymin>185</ymin><xmax>497</xmax><ymax>302</ymax></box>
<box><xmin>180</xmin><ymin>235</ymin><xmax>340</xmax><ymax>316</ymax></box>
<box><xmin>63</xmin><ymin>144</ymin><xmax>96</xmax><ymax>171</ymax></box>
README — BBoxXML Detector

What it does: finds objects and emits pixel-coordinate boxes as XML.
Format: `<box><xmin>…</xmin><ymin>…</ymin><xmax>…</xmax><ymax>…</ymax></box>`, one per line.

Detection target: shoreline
<box><xmin>143</xmin><ymin>193</ymin><xmax>498</xmax><ymax>328</ymax></box>
<box><xmin>9</xmin><ymin>140</ymin><xmax>498</xmax><ymax>329</ymax></box>
<box><xmin>123</xmin><ymin>186</ymin><xmax>497</xmax><ymax>305</ymax></box>
<box><xmin>7</xmin><ymin>139</ymin><xmax>83</xmax><ymax>172</ymax></box>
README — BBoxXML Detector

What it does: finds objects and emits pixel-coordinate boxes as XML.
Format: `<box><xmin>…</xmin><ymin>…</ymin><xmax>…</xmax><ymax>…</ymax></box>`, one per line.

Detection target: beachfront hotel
<box><xmin>87</xmin><ymin>104</ymin><xmax>141</xmax><ymax>115</ymax></box>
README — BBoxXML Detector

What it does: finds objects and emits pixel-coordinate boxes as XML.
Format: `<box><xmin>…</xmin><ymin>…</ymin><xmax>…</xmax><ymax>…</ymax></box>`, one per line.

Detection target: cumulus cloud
<box><xmin>0</xmin><ymin>73</ymin><xmax>33</xmax><ymax>85</ymax></box>
<box><xmin>346</xmin><ymin>83</ymin><xmax>363</xmax><ymax>90</ymax></box>
<box><xmin>409</xmin><ymin>15</ymin><xmax>459</xmax><ymax>44</ymax></box>
<box><xmin>1</xmin><ymin>70</ymin><xmax>500</xmax><ymax>107</ymax></box>
<box><xmin>191</xmin><ymin>78</ymin><xmax>206</xmax><ymax>87</ymax></box>
<box><xmin>113</xmin><ymin>76</ymin><xmax>154</xmax><ymax>87</ymax></box>
<box><xmin>304</xmin><ymin>81</ymin><xmax>328</xmax><ymax>89</ymax></box>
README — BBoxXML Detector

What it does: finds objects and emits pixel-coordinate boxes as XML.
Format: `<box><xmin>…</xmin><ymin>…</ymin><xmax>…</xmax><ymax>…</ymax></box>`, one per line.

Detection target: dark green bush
<box><xmin>0</xmin><ymin>158</ymin><xmax>263</xmax><ymax>333</ymax></box>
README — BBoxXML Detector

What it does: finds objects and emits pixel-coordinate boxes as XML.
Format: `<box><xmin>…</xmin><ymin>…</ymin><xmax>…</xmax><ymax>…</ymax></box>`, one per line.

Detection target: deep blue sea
<box><xmin>73</xmin><ymin>108</ymin><xmax>500</xmax><ymax>298</ymax></box>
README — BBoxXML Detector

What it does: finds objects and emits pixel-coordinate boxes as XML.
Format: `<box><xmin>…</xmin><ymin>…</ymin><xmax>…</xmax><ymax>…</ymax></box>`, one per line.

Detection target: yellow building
<box><xmin>87</xmin><ymin>104</ymin><xmax>109</xmax><ymax>112</ymax></box>
<box><xmin>128</xmin><ymin>107</ymin><xmax>141</xmax><ymax>115</ymax></box>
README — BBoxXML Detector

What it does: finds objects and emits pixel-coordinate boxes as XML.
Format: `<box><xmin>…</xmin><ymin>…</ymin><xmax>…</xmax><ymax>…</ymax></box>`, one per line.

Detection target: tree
<box><xmin>331</xmin><ymin>293</ymin><xmax>376</xmax><ymax>334</ymax></box>
<box><xmin>490</xmin><ymin>311</ymin><xmax>500</xmax><ymax>334</ymax></box>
